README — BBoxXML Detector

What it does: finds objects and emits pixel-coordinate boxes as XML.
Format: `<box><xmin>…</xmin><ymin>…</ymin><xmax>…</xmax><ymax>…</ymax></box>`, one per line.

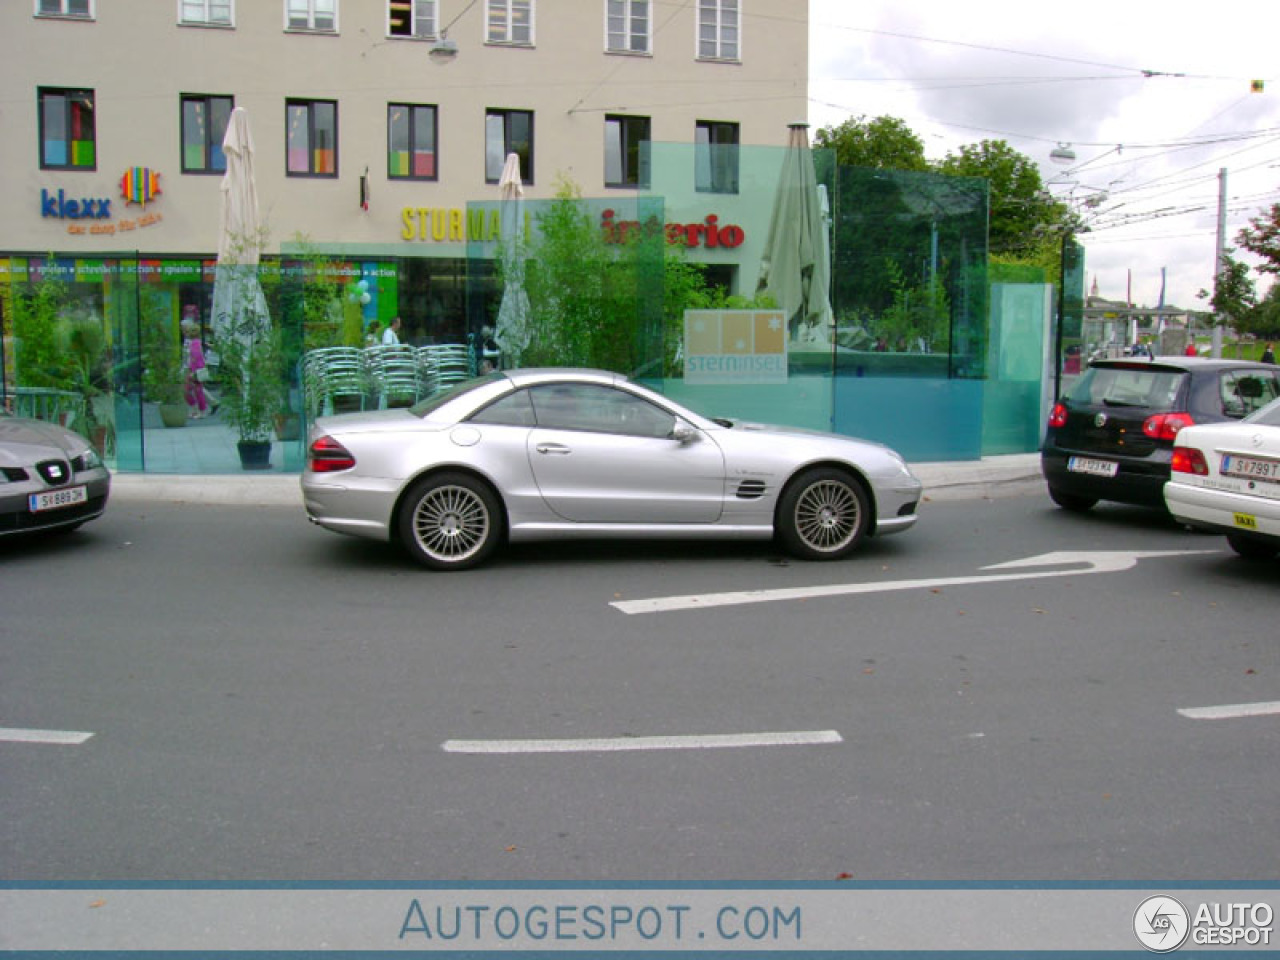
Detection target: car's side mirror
<box><xmin>671</xmin><ymin>420</ymin><xmax>697</xmax><ymax>444</ymax></box>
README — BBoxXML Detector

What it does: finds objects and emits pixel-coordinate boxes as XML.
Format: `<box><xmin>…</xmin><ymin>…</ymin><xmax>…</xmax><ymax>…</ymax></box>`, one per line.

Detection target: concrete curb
<box><xmin>109</xmin><ymin>454</ymin><xmax>1044</xmax><ymax>506</ymax></box>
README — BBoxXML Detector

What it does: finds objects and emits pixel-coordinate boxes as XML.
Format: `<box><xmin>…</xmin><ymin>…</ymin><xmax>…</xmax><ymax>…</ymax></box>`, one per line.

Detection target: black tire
<box><xmin>1047</xmin><ymin>486</ymin><xmax>1097</xmax><ymax>512</ymax></box>
<box><xmin>1226</xmin><ymin>531</ymin><xmax>1279</xmax><ymax>561</ymax></box>
<box><xmin>397</xmin><ymin>472</ymin><xmax>503</xmax><ymax>570</ymax></box>
<box><xmin>776</xmin><ymin>468</ymin><xmax>870</xmax><ymax>561</ymax></box>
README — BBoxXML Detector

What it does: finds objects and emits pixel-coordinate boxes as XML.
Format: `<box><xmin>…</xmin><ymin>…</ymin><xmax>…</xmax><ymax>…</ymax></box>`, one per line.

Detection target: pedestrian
<box><xmin>1184</xmin><ymin>339</ymin><xmax>1198</xmax><ymax>357</ymax></box>
<box><xmin>1262</xmin><ymin>342</ymin><xmax>1276</xmax><ymax>364</ymax></box>
<box><xmin>181</xmin><ymin>315</ymin><xmax>216</xmax><ymax>420</ymax></box>
<box><xmin>382</xmin><ymin>316</ymin><xmax>403</xmax><ymax>345</ymax></box>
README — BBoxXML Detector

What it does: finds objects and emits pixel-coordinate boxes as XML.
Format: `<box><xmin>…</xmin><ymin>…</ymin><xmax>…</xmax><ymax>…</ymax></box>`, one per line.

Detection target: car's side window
<box><xmin>1220</xmin><ymin>371</ymin><xmax>1280</xmax><ymax>419</ymax></box>
<box><xmin>528</xmin><ymin>383</ymin><xmax>675</xmax><ymax>438</ymax></box>
<box><xmin>468</xmin><ymin>388</ymin><xmax>537</xmax><ymax>426</ymax></box>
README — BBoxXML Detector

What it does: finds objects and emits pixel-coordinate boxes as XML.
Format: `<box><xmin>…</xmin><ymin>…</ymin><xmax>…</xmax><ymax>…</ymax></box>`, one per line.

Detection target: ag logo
<box><xmin>1134</xmin><ymin>895</ymin><xmax>1190</xmax><ymax>952</ymax></box>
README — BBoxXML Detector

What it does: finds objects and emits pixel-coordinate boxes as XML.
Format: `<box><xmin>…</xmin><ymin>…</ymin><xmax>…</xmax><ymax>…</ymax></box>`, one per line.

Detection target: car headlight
<box><xmin>73</xmin><ymin>448</ymin><xmax>103</xmax><ymax>472</ymax></box>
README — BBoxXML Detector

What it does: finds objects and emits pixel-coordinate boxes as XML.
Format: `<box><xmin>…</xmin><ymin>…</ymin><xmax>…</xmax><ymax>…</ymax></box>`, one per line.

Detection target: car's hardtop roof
<box><xmin>1089</xmin><ymin>356</ymin><xmax>1276</xmax><ymax>372</ymax></box>
<box><xmin>500</xmin><ymin>367</ymin><xmax>629</xmax><ymax>388</ymax></box>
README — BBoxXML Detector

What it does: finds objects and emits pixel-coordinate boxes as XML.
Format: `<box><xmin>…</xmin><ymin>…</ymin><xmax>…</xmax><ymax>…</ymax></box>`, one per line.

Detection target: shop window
<box><xmin>285</xmin><ymin>0</ymin><xmax>336</xmax><ymax>32</ymax></box>
<box><xmin>487</xmin><ymin>0</ymin><xmax>532</xmax><ymax>45</ymax></box>
<box><xmin>286</xmin><ymin>99</ymin><xmax>338</xmax><ymax>177</ymax></box>
<box><xmin>181</xmin><ymin>94</ymin><xmax>233</xmax><ymax>173</ymax></box>
<box><xmin>605</xmin><ymin>0</ymin><xmax>648</xmax><ymax>54</ymax></box>
<box><xmin>694</xmin><ymin>120</ymin><xmax>738</xmax><ymax>194</ymax></box>
<box><xmin>484</xmin><ymin>109</ymin><xmax>532</xmax><ymax>184</ymax></box>
<box><xmin>39</xmin><ymin>87</ymin><xmax>96</xmax><ymax>170</ymax></box>
<box><xmin>35</xmin><ymin>0</ymin><xmax>93</xmax><ymax>18</ymax></box>
<box><xmin>388</xmin><ymin>103</ymin><xmax>437</xmax><ymax>180</ymax></box>
<box><xmin>388</xmin><ymin>0</ymin><xmax>434</xmax><ymax>38</ymax></box>
<box><xmin>604</xmin><ymin>114</ymin><xmax>649</xmax><ymax>188</ymax></box>
<box><xmin>179</xmin><ymin>0</ymin><xmax>232</xmax><ymax>25</ymax></box>
<box><xmin>696</xmin><ymin>0</ymin><xmax>738</xmax><ymax>60</ymax></box>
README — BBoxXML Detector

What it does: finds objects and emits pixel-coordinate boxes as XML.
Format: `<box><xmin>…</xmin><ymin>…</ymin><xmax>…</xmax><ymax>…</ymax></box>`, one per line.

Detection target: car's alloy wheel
<box><xmin>777</xmin><ymin>468</ymin><xmax>869</xmax><ymax>560</ymax></box>
<box><xmin>399</xmin><ymin>473</ymin><xmax>502</xmax><ymax>570</ymax></box>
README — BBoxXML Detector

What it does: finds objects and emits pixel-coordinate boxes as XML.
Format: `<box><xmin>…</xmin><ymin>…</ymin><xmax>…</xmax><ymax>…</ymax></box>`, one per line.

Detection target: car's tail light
<box><xmin>1048</xmin><ymin>403</ymin><xmax>1069</xmax><ymax>429</ymax></box>
<box><xmin>1143</xmin><ymin>412</ymin><xmax>1194</xmax><ymax>441</ymax></box>
<box><xmin>1171</xmin><ymin>445</ymin><xmax>1209</xmax><ymax>475</ymax></box>
<box><xmin>308</xmin><ymin>435</ymin><xmax>356</xmax><ymax>473</ymax></box>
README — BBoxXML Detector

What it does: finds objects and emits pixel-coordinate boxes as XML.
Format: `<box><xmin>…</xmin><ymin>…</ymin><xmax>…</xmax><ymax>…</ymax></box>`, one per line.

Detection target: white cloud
<box><xmin>809</xmin><ymin>0</ymin><xmax>1280</xmax><ymax>312</ymax></box>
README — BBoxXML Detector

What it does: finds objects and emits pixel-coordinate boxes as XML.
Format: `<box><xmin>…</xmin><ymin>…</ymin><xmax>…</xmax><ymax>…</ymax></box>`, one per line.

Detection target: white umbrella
<box><xmin>493</xmin><ymin>152</ymin><xmax>531</xmax><ymax>367</ymax></box>
<box><xmin>756</xmin><ymin>124</ymin><xmax>833</xmax><ymax>345</ymax></box>
<box><xmin>211</xmin><ymin>106</ymin><xmax>269</xmax><ymax>341</ymax></box>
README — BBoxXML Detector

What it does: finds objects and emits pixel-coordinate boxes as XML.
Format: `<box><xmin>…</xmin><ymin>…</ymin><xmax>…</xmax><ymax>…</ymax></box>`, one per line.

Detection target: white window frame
<box><xmin>34</xmin><ymin>0</ymin><xmax>94</xmax><ymax>18</ymax></box>
<box><xmin>605</xmin><ymin>0</ymin><xmax>649</xmax><ymax>55</ymax></box>
<box><xmin>696</xmin><ymin>0</ymin><xmax>739</xmax><ymax>61</ymax></box>
<box><xmin>285</xmin><ymin>0</ymin><xmax>337</xmax><ymax>32</ymax></box>
<box><xmin>486</xmin><ymin>0</ymin><xmax>533</xmax><ymax>46</ymax></box>
<box><xmin>387</xmin><ymin>0</ymin><xmax>436</xmax><ymax>39</ymax></box>
<box><xmin>179</xmin><ymin>0</ymin><xmax>233</xmax><ymax>26</ymax></box>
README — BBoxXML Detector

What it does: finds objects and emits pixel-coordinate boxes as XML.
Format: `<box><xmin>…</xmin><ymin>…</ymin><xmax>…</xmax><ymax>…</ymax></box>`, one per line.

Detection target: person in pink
<box><xmin>182</xmin><ymin>315</ymin><xmax>212</xmax><ymax>419</ymax></box>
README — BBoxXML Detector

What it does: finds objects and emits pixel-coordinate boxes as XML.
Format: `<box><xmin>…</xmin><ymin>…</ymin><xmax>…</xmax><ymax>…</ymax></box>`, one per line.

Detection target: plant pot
<box><xmin>159</xmin><ymin>403</ymin><xmax>188</xmax><ymax>428</ymax></box>
<box><xmin>274</xmin><ymin>412</ymin><xmax>301</xmax><ymax>442</ymax></box>
<box><xmin>236</xmin><ymin>440</ymin><xmax>273</xmax><ymax>471</ymax></box>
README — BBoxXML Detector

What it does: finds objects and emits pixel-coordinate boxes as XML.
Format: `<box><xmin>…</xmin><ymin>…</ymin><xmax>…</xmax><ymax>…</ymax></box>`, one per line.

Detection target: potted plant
<box><xmin>53</xmin><ymin>313</ymin><xmax>115</xmax><ymax>455</ymax></box>
<box><xmin>215</xmin><ymin>329</ymin><xmax>286</xmax><ymax>470</ymax></box>
<box><xmin>140</xmin><ymin>292</ymin><xmax>190</xmax><ymax>427</ymax></box>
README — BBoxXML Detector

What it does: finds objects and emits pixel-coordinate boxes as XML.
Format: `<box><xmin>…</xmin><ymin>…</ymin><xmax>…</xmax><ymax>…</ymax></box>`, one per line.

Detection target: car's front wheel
<box><xmin>398</xmin><ymin>472</ymin><xmax>503</xmax><ymax>570</ymax></box>
<box><xmin>1226</xmin><ymin>531</ymin><xmax>1279</xmax><ymax>561</ymax></box>
<box><xmin>776</xmin><ymin>468</ymin><xmax>870</xmax><ymax>561</ymax></box>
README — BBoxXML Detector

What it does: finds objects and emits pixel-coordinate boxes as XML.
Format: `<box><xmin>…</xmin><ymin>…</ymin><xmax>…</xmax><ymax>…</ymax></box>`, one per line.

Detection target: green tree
<box><xmin>1236</xmin><ymin>201</ymin><xmax>1280</xmax><ymax>276</ymax></box>
<box><xmin>1198</xmin><ymin>250</ymin><xmax>1257</xmax><ymax>331</ymax></box>
<box><xmin>936</xmin><ymin>140</ymin><xmax>1068</xmax><ymax>258</ymax></box>
<box><xmin>813</xmin><ymin>115</ymin><xmax>929</xmax><ymax>172</ymax></box>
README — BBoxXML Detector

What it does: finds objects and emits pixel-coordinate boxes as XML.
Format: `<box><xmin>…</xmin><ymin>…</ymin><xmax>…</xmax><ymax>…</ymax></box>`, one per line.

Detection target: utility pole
<box><xmin>1213</xmin><ymin>167</ymin><xmax>1228</xmax><ymax>357</ymax></box>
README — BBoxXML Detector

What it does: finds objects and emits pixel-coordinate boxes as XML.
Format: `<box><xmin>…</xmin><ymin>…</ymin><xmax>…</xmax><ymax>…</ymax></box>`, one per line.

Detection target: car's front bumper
<box><xmin>0</xmin><ymin>472</ymin><xmax>111</xmax><ymax>536</ymax></box>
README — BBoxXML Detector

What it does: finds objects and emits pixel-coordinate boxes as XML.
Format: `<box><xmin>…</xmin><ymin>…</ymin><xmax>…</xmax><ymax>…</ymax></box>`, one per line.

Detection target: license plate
<box><xmin>29</xmin><ymin>485</ymin><xmax>87</xmax><ymax>513</ymax></box>
<box><xmin>1067</xmin><ymin>456</ymin><xmax>1118</xmax><ymax>478</ymax></box>
<box><xmin>1222</xmin><ymin>453</ymin><xmax>1280</xmax><ymax>483</ymax></box>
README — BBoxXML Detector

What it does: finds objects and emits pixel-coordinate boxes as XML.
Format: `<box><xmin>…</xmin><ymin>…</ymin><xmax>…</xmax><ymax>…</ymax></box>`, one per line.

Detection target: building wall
<box><xmin>1</xmin><ymin>0</ymin><xmax>810</xmax><ymax>259</ymax></box>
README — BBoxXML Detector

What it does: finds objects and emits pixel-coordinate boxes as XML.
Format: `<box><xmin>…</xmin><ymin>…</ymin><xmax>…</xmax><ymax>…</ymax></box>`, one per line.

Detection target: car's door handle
<box><xmin>536</xmin><ymin>443</ymin><xmax>572</xmax><ymax>455</ymax></box>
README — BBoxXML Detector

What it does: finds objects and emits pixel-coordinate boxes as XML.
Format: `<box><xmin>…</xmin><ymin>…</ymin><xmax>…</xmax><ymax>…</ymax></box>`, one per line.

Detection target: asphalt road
<box><xmin>2</xmin><ymin>490</ymin><xmax>1277</xmax><ymax>881</ymax></box>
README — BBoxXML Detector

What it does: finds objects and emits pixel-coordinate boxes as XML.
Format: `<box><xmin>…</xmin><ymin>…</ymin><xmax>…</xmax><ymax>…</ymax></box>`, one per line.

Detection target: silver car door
<box><xmin>526</xmin><ymin>383</ymin><xmax>725</xmax><ymax>523</ymax></box>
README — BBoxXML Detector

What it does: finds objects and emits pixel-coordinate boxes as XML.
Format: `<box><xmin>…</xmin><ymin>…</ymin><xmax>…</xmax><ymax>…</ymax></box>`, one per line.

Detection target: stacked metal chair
<box><xmin>365</xmin><ymin>344</ymin><xmax>421</xmax><ymax>408</ymax></box>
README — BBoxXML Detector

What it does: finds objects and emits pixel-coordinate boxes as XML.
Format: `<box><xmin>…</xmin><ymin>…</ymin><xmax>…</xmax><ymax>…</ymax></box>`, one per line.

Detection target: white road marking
<box><xmin>0</xmin><ymin>727</ymin><xmax>94</xmax><ymax>745</ymax></box>
<box><xmin>610</xmin><ymin>549</ymin><xmax>1217</xmax><ymax>614</ymax></box>
<box><xmin>442</xmin><ymin>729</ymin><xmax>842</xmax><ymax>754</ymax></box>
<box><xmin>1177</xmin><ymin>701</ymin><xmax>1280</xmax><ymax>720</ymax></box>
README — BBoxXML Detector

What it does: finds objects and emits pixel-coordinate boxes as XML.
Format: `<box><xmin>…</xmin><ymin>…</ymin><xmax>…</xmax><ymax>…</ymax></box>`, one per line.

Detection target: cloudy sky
<box><xmin>807</xmin><ymin>0</ymin><xmax>1280</xmax><ymax>312</ymax></box>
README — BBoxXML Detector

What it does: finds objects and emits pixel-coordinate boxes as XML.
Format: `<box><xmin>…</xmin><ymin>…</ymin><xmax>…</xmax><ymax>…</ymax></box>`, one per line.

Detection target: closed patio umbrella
<box><xmin>211</xmin><ymin>106</ymin><xmax>269</xmax><ymax>341</ymax></box>
<box><xmin>493</xmin><ymin>152</ymin><xmax>531</xmax><ymax>368</ymax></box>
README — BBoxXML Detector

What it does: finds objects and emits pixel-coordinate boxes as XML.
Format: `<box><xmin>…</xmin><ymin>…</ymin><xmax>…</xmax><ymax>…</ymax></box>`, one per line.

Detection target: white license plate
<box><xmin>29</xmin><ymin>485</ymin><xmax>87</xmax><ymax>513</ymax></box>
<box><xmin>1222</xmin><ymin>453</ymin><xmax>1280</xmax><ymax>483</ymax></box>
<box><xmin>1068</xmin><ymin>456</ymin><xmax>1118</xmax><ymax>478</ymax></box>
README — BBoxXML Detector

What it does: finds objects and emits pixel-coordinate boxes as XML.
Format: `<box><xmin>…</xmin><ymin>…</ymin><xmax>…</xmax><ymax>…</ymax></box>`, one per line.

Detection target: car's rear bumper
<box><xmin>1164</xmin><ymin>479</ymin><xmax>1280</xmax><ymax>540</ymax></box>
<box><xmin>301</xmin><ymin>473</ymin><xmax>399</xmax><ymax>540</ymax></box>
<box><xmin>1041</xmin><ymin>446</ymin><xmax>1171</xmax><ymax>507</ymax></box>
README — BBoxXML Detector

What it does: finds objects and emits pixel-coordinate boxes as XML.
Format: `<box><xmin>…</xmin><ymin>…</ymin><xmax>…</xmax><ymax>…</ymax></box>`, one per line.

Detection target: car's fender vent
<box><xmin>1</xmin><ymin>467</ymin><xmax>28</xmax><ymax>482</ymax></box>
<box><xmin>35</xmin><ymin>459</ymin><xmax>71</xmax><ymax>486</ymax></box>
<box><xmin>735</xmin><ymin>479</ymin><xmax>768</xmax><ymax>500</ymax></box>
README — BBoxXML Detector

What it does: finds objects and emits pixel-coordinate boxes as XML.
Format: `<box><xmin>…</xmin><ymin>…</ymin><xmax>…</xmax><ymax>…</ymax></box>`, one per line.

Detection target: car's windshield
<box><xmin>1246</xmin><ymin>396</ymin><xmax>1280</xmax><ymax>427</ymax></box>
<box><xmin>1069</xmin><ymin>367</ymin><xmax>1184</xmax><ymax>410</ymax></box>
<box><xmin>408</xmin><ymin>372</ymin><xmax>505</xmax><ymax>418</ymax></box>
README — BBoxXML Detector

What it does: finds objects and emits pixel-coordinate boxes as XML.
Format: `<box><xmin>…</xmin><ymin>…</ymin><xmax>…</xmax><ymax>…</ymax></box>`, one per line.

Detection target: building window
<box><xmin>179</xmin><ymin>0</ymin><xmax>232</xmax><ymax>25</ymax></box>
<box><xmin>181</xmin><ymin>94</ymin><xmax>233</xmax><ymax>173</ymax></box>
<box><xmin>388</xmin><ymin>103</ymin><xmax>437</xmax><ymax>180</ymax></box>
<box><xmin>388</xmin><ymin>0</ymin><xmax>434</xmax><ymax>38</ymax></box>
<box><xmin>604</xmin><ymin>114</ymin><xmax>650</xmax><ymax>188</ymax></box>
<box><xmin>487</xmin><ymin>0</ymin><xmax>532</xmax><ymax>44</ymax></box>
<box><xmin>286</xmin><ymin>99</ymin><xmax>338</xmax><ymax>177</ymax></box>
<box><xmin>485</xmin><ymin>109</ymin><xmax>532</xmax><ymax>184</ymax></box>
<box><xmin>605</xmin><ymin>0</ymin><xmax>648</xmax><ymax>54</ymax></box>
<box><xmin>695</xmin><ymin>120</ymin><xmax>738</xmax><ymax>193</ymax></box>
<box><xmin>39</xmin><ymin>87</ymin><xmax>96</xmax><ymax>170</ymax></box>
<box><xmin>35</xmin><ymin>0</ymin><xmax>93</xmax><ymax>18</ymax></box>
<box><xmin>697</xmin><ymin>0</ymin><xmax>738</xmax><ymax>60</ymax></box>
<box><xmin>286</xmin><ymin>0</ymin><xmax>336</xmax><ymax>31</ymax></box>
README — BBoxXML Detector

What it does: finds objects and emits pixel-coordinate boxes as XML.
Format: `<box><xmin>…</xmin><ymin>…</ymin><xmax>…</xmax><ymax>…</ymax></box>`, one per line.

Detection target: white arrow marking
<box><xmin>610</xmin><ymin>549</ymin><xmax>1218</xmax><ymax>615</ymax></box>
<box><xmin>443</xmin><ymin>730</ymin><xmax>843</xmax><ymax>754</ymax></box>
<box><xmin>1178</xmin><ymin>701</ymin><xmax>1280</xmax><ymax>720</ymax></box>
<box><xmin>0</xmin><ymin>727</ymin><xmax>94</xmax><ymax>745</ymax></box>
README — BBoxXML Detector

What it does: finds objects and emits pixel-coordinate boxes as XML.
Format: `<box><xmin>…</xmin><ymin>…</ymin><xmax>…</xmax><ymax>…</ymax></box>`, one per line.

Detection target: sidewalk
<box><xmin>109</xmin><ymin>454</ymin><xmax>1045</xmax><ymax>505</ymax></box>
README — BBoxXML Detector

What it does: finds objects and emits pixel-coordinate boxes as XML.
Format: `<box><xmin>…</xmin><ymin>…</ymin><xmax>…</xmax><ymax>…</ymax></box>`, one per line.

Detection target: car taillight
<box><xmin>1142</xmin><ymin>412</ymin><xmax>1194</xmax><ymax>441</ymax></box>
<box><xmin>1048</xmin><ymin>403</ymin><xmax>1069</xmax><ymax>429</ymax></box>
<box><xmin>1171</xmin><ymin>445</ymin><xmax>1209</xmax><ymax>475</ymax></box>
<box><xmin>308</xmin><ymin>435</ymin><xmax>356</xmax><ymax>473</ymax></box>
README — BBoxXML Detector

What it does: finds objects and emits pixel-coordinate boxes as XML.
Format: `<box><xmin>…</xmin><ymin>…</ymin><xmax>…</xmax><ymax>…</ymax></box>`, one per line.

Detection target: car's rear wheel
<box><xmin>1047</xmin><ymin>486</ymin><xmax>1098</xmax><ymax>512</ymax></box>
<box><xmin>776</xmin><ymin>468</ymin><xmax>869</xmax><ymax>561</ymax></box>
<box><xmin>1226</xmin><ymin>531</ymin><xmax>1279</xmax><ymax>561</ymax></box>
<box><xmin>398</xmin><ymin>472</ymin><xmax>503</xmax><ymax>570</ymax></box>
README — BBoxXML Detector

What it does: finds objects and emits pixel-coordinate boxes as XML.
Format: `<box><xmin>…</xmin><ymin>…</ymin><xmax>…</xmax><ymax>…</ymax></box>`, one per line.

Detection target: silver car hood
<box><xmin>0</xmin><ymin>418</ymin><xmax>85</xmax><ymax>465</ymax></box>
<box><xmin>723</xmin><ymin>418</ymin><xmax>895</xmax><ymax>452</ymax></box>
